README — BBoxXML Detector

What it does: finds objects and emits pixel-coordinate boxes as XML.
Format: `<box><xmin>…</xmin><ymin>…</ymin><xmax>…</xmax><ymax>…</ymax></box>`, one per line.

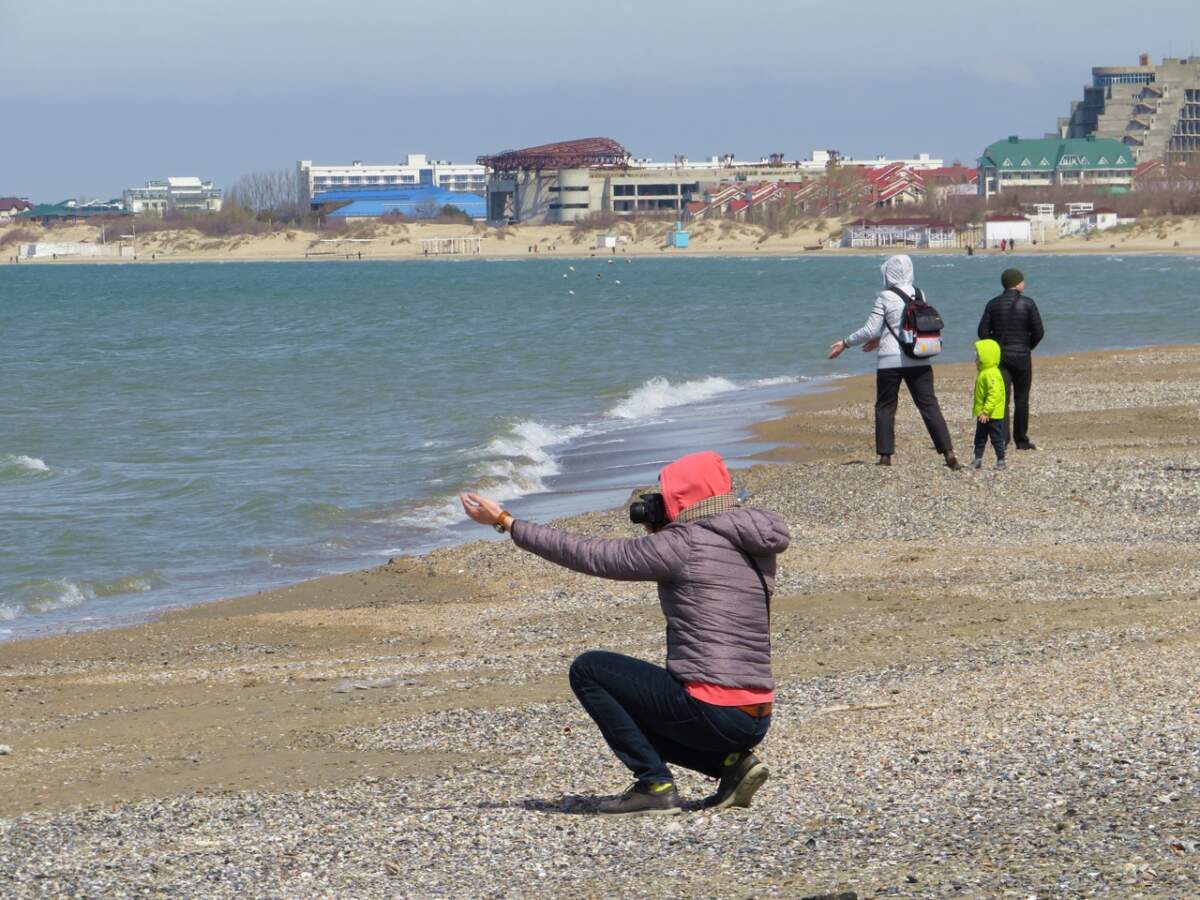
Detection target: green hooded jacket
<box><xmin>973</xmin><ymin>339</ymin><xmax>1006</xmax><ymax>419</ymax></box>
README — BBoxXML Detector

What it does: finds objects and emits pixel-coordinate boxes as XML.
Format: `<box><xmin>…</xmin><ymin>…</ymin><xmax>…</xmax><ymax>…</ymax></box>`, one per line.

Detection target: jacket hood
<box><xmin>975</xmin><ymin>338</ymin><xmax>1001</xmax><ymax>371</ymax></box>
<box><xmin>696</xmin><ymin>507</ymin><xmax>791</xmax><ymax>556</ymax></box>
<box><xmin>881</xmin><ymin>254</ymin><xmax>914</xmax><ymax>289</ymax></box>
<box><xmin>659</xmin><ymin>450</ymin><xmax>732</xmax><ymax>522</ymax></box>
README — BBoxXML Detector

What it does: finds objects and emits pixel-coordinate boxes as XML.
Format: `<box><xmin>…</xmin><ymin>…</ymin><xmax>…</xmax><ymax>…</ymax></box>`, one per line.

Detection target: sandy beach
<box><xmin>6</xmin><ymin>215</ymin><xmax>1200</xmax><ymax>264</ymax></box>
<box><xmin>2</xmin><ymin>344</ymin><xmax>1199</xmax><ymax>897</ymax></box>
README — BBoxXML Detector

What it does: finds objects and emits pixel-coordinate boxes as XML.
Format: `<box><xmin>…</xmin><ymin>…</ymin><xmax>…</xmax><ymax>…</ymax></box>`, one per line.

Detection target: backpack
<box><xmin>883</xmin><ymin>286</ymin><xmax>944</xmax><ymax>359</ymax></box>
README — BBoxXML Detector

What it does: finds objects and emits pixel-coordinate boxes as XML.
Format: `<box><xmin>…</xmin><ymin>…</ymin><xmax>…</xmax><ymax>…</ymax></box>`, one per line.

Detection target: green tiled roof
<box><xmin>979</xmin><ymin>137</ymin><xmax>1135</xmax><ymax>172</ymax></box>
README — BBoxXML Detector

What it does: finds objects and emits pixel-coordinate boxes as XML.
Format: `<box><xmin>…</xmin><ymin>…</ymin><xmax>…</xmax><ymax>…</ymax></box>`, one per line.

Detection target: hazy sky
<box><xmin>4</xmin><ymin>0</ymin><xmax>1200</xmax><ymax>200</ymax></box>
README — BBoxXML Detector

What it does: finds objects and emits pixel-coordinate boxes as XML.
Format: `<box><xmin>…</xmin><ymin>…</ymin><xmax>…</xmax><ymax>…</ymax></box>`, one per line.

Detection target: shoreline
<box><xmin>7</xmin><ymin>244</ymin><xmax>1200</xmax><ymax>267</ymax></box>
<box><xmin>0</xmin><ymin>341</ymin><xmax>1188</xmax><ymax>647</ymax></box>
<box><xmin>2</xmin><ymin>343</ymin><xmax>1199</xmax><ymax>895</ymax></box>
<box><xmin>7</xmin><ymin>216</ymin><xmax>1200</xmax><ymax>266</ymax></box>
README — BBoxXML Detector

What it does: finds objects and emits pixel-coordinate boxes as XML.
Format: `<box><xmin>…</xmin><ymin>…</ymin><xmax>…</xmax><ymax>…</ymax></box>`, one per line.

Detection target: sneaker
<box><xmin>876</xmin><ymin>455</ymin><xmax>892</xmax><ymax>467</ymax></box>
<box><xmin>996</xmin><ymin>459</ymin><xmax>1007</xmax><ymax>470</ymax></box>
<box><xmin>598</xmin><ymin>781</ymin><xmax>681</xmax><ymax>817</ymax></box>
<box><xmin>971</xmin><ymin>457</ymin><xmax>983</xmax><ymax>470</ymax></box>
<box><xmin>1015</xmin><ymin>441</ymin><xmax>1037</xmax><ymax>450</ymax></box>
<box><xmin>702</xmin><ymin>752</ymin><xmax>770</xmax><ymax>811</ymax></box>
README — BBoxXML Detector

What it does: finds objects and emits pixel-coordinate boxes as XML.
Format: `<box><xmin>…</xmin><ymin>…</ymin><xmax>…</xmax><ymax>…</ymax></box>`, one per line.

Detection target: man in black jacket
<box><xmin>977</xmin><ymin>269</ymin><xmax>1045</xmax><ymax>449</ymax></box>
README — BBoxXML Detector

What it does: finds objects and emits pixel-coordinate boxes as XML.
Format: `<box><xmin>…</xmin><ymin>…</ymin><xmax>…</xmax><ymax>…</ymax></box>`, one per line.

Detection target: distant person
<box><xmin>828</xmin><ymin>255</ymin><xmax>961</xmax><ymax>469</ymax></box>
<box><xmin>460</xmin><ymin>451</ymin><xmax>788</xmax><ymax>817</ymax></box>
<box><xmin>971</xmin><ymin>339</ymin><xmax>1007</xmax><ymax>470</ymax></box>
<box><xmin>977</xmin><ymin>268</ymin><xmax>1045</xmax><ymax>450</ymax></box>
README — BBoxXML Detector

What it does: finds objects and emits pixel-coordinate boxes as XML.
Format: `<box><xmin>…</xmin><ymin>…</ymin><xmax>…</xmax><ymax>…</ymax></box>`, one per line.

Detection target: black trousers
<box><xmin>569</xmin><ymin>651</ymin><xmax>770</xmax><ymax>783</ymax></box>
<box><xmin>973</xmin><ymin>418</ymin><xmax>1007</xmax><ymax>460</ymax></box>
<box><xmin>1000</xmin><ymin>359</ymin><xmax>1033</xmax><ymax>445</ymax></box>
<box><xmin>875</xmin><ymin>365</ymin><xmax>953</xmax><ymax>457</ymax></box>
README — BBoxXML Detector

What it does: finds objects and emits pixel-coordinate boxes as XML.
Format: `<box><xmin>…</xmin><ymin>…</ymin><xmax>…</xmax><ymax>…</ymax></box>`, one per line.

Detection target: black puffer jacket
<box><xmin>977</xmin><ymin>289</ymin><xmax>1045</xmax><ymax>361</ymax></box>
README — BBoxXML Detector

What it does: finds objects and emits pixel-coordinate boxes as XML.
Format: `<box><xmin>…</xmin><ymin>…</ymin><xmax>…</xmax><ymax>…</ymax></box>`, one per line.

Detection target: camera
<box><xmin>629</xmin><ymin>492</ymin><xmax>667</xmax><ymax>530</ymax></box>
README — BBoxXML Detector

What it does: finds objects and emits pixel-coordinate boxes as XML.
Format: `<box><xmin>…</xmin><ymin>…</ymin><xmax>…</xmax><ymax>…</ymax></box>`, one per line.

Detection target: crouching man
<box><xmin>460</xmin><ymin>450</ymin><xmax>789</xmax><ymax>817</ymax></box>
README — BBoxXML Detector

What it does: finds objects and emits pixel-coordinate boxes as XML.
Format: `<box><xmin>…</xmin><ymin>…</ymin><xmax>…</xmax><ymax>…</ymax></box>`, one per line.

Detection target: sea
<box><xmin>2</xmin><ymin>253</ymin><xmax>1198</xmax><ymax>640</ymax></box>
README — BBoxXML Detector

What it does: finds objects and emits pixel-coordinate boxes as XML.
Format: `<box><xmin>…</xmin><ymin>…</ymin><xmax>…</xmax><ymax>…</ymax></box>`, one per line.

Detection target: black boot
<box><xmin>702</xmin><ymin>752</ymin><xmax>770</xmax><ymax>811</ymax></box>
<box><xmin>597</xmin><ymin>781</ymin><xmax>681</xmax><ymax>817</ymax></box>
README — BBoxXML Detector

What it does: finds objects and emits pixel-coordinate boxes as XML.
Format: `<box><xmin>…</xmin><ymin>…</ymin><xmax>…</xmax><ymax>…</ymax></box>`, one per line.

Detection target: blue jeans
<box><xmin>568</xmin><ymin>650</ymin><xmax>771</xmax><ymax>784</ymax></box>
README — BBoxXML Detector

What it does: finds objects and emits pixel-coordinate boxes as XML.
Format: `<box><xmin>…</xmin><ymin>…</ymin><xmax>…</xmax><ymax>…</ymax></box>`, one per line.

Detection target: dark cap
<box><xmin>1001</xmin><ymin>268</ymin><xmax>1025</xmax><ymax>290</ymax></box>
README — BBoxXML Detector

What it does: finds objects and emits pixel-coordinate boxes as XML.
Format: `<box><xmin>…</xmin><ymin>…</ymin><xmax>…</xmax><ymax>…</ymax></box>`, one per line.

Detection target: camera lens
<box><xmin>629</xmin><ymin>501</ymin><xmax>648</xmax><ymax>524</ymax></box>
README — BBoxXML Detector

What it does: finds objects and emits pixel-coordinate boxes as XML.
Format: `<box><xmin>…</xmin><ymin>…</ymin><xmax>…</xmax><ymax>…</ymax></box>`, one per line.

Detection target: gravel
<box><xmin>2</xmin><ymin>346</ymin><xmax>1199</xmax><ymax>898</ymax></box>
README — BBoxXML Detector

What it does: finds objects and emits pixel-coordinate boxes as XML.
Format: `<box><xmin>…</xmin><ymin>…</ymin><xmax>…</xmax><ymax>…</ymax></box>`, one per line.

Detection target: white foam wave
<box><xmin>0</xmin><ymin>604</ymin><xmax>19</xmax><ymax>622</ymax></box>
<box><xmin>30</xmin><ymin>580</ymin><xmax>95</xmax><ymax>613</ymax></box>
<box><xmin>3</xmin><ymin>454</ymin><xmax>49</xmax><ymax>473</ymax></box>
<box><xmin>387</xmin><ymin>419</ymin><xmax>587</xmax><ymax>531</ymax></box>
<box><xmin>752</xmin><ymin>375</ymin><xmax>802</xmax><ymax>387</ymax></box>
<box><xmin>606</xmin><ymin>376</ymin><xmax>739</xmax><ymax>420</ymax></box>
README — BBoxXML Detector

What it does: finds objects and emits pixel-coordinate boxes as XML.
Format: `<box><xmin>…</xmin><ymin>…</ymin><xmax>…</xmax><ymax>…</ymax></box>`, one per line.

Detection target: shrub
<box><xmin>0</xmin><ymin>226</ymin><xmax>38</xmax><ymax>247</ymax></box>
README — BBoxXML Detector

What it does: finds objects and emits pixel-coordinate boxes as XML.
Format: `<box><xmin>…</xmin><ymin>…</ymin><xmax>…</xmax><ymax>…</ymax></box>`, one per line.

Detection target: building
<box><xmin>319</xmin><ymin>186</ymin><xmax>486</xmax><ymax>221</ymax></box>
<box><xmin>0</xmin><ymin>198</ymin><xmax>32</xmax><ymax>221</ymax></box>
<box><xmin>983</xmin><ymin>215</ymin><xmax>1032</xmax><ymax>248</ymax></box>
<box><xmin>1058</xmin><ymin>55</ymin><xmax>1200</xmax><ymax>163</ymax></box>
<box><xmin>977</xmin><ymin>136</ymin><xmax>1135</xmax><ymax>199</ymax></box>
<box><xmin>480</xmin><ymin>138</ymin><xmax>947</xmax><ymax>224</ymax></box>
<box><xmin>842</xmin><ymin>217</ymin><xmax>967</xmax><ymax>249</ymax></box>
<box><xmin>298</xmin><ymin>156</ymin><xmax>486</xmax><ymax>202</ymax></box>
<box><xmin>17</xmin><ymin>199</ymin><xmax>129</xmax><ymax>226</ymax></box>
<box><xmin>124</xmin><ymin>178</ymin><xmax>223</xmax><ymax>216</ymax></box>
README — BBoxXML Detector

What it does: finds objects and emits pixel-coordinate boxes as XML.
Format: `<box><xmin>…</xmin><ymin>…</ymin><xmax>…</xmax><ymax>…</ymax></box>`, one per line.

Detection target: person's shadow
<box><xmin>478</xmin><ymin>794</ymin><xmax>707</xmax><ymax>815</ymax></box>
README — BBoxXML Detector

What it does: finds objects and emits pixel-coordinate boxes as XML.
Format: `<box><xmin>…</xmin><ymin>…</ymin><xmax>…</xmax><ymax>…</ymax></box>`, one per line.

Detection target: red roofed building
<box><xmin>0</xmin><ymin>198</ymin><xmax>33</xmax><ymax>221</ymax></box>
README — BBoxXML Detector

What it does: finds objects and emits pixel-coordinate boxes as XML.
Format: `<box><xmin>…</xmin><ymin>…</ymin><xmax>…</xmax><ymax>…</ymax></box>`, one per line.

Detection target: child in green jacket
<box><xmin>972</xmin><ymin>339</ymin><xmax>1007</xmax><ymax>469</ymax></box>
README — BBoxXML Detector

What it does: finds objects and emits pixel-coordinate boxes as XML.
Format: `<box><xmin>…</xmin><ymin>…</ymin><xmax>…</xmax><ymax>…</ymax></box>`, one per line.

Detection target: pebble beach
<box><xmin>2</xmin><ymin>344</ymin><xmax>1199</xmax><ymax>898</ymax></box>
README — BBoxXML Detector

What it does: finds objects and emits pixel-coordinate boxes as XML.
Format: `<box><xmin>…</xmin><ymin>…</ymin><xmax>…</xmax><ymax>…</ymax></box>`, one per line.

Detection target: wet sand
<box><xmin>2</xmin><ymin>345</ymin><xmax>1199</xmax><ymax>897</ymax></box>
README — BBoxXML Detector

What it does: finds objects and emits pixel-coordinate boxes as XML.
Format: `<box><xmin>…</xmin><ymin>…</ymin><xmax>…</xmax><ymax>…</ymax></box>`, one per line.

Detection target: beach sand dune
<box><xmin>2</xmin><ymin>346</ymin><xmax>1199</xmax><ymax>897</ymax></box>
<box><xmin>8</xmin><ymin>215</ymin><xmax>1200</xmax><ymax>264</ymax></box>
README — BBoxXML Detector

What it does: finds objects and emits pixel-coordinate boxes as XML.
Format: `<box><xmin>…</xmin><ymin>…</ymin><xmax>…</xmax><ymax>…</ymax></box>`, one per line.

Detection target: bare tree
<box><xmin>227</xmin><ymin>169</ymin><xmax>304</xmax><ymax>217</ymax></box>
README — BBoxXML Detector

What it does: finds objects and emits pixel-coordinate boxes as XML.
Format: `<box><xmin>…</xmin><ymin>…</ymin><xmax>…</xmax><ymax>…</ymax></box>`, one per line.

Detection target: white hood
<box><xmin>881</xmin><ymin>254</ymin><xmax>914</xmax><ymax>290</ymax></box>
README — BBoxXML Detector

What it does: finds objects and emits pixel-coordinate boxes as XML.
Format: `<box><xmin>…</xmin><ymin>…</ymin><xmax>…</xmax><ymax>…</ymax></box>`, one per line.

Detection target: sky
<box><xmin>3</xmin><ymin>0</ymin><xmax>1200</xmax><ymax>201</ymax></box>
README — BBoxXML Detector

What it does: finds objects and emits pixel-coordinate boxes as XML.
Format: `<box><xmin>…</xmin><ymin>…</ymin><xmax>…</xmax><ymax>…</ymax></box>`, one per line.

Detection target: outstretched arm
<box><xmin>460</xmin><ymin>492</ymin><xmax>688</xmax><ymax>582</ymax></box>
<box><xmin>832</xmin><ymin>299</ymin><xmax>887</xmax><ymax>358</ymax></box>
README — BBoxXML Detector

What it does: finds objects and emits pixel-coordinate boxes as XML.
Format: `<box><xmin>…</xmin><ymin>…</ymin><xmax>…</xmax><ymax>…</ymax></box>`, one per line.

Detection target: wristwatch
<box><xmin>494</xmin><ymin>511</ymin><xmax>514</xmax><ymax>534</ymax></box>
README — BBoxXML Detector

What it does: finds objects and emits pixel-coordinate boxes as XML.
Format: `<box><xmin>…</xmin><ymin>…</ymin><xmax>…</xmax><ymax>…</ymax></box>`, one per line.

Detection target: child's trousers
<box><xmin>974</xmin><ymin>419</ymin><xmax>1007</xmax><ymax>460</ymax></box>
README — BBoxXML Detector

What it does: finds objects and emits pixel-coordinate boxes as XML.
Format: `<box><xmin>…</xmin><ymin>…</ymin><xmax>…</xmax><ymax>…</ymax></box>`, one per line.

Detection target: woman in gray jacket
<box><xmin>461</xmin><ymin>450</ymin><xmax>789</xmax><ymax>817</ymax></box>
<box><xmin>828</xmin><ymin>254</ymin><xmax>961</xmax><ymax>469</ymax></box>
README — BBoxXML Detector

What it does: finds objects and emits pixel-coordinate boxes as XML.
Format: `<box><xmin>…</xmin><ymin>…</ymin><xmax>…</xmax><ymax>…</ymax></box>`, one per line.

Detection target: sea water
<box><xmin>2</xmin><ymin>254</ymin><xmax>1197</xmax><ymax>638</ymax></box>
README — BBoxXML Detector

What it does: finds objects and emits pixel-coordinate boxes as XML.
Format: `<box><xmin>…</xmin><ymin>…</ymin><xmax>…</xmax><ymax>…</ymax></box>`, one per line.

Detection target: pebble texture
<box><xmin>2</xmin><ymin>346</ymin><xmax>1199</xmax><ymax>898</ymax></box>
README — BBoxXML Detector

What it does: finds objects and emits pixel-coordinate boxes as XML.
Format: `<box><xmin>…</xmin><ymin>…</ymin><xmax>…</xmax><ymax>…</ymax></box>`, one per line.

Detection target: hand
<box><xmin>978</xmin><ymin>414</ymin><xmax>989</xmax><ymax>423</ymax></box>
<box><xmin>861</xmin><ymin>337</ymin><xmax>881</xmax><ymax>352</ymax></box>
<box><xmin>460</xmin><ymin>492</ymin><xmax>504</xmax><ymax>527</ymax></box>
<box><xmin>828</xmin><ymin>340</ymin><xmax>846</xmax><ymax>359</ymax></box>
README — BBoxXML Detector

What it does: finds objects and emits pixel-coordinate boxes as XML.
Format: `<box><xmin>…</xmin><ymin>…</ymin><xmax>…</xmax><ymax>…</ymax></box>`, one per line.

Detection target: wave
<box><xmin>606</xmin><ymin>376</ymin><xmax>739</xmax><ymax>420</ymax></box>
<box><xmin>2</xmin><ymin>454</ymin><xmax>50</xmax><ymax>475</ymax></box>
<box><xmin>8</xmin><ymin>574</ymin><xmax>157</xmax><ymax>619</ymax></box>
<box><xmin>385</xmin><ymin>419</ymin><xmax>587</xmax><ymax>531</ymax></box>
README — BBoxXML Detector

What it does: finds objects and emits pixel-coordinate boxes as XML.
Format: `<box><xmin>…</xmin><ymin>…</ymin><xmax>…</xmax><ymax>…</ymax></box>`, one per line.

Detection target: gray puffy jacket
<box><xmin>510</xmin><ymin>507</ymin><xmax>790</xmax><ymax>690</ymax></box>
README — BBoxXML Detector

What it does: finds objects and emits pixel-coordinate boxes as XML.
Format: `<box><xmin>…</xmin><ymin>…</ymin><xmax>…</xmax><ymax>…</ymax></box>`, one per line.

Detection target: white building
<box><xmin>983</xmin><ymin>215</ymin><xmax>1033</xmax><ymax>248</ymax></box>
<box><xmin>297</xmin><ymin>156</ymin><xmax>487</xmax><ymax>200</ymax></box>
<box><xmin>124</xmin><ymin>177</ymin><xmax>223</xmax><ymax>216</ymax></box>
<box><xmin>629</xmin><ymin>150</ymin><xmax>944</xmax><ymax>176</ymax></box>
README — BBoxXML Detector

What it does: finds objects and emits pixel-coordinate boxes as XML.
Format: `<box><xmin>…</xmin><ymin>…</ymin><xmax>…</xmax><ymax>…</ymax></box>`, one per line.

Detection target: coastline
<box><xmin>3</xmin><ymin>343</ymin><xmax>1200</xmax><ymax>896</ymax></box>
<box><xmin>6</xmin><ymin>217</ymin><xmax>1200</xmax><ymax>266</ymax></box>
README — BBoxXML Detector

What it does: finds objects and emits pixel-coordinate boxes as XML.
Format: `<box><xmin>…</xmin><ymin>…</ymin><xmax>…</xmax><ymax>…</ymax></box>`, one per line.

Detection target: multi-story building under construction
<box><xmin>1059</xmin><ymin>54</ymin><xmax>1200</xmax><ymax>164</ymax></box>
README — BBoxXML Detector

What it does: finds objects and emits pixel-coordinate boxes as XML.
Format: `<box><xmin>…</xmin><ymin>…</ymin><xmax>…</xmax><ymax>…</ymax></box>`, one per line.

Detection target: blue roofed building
<box><xmin>316</xmin><ymin>186</ymin><xmax>486</xmax><ymax>220</ymax></box>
